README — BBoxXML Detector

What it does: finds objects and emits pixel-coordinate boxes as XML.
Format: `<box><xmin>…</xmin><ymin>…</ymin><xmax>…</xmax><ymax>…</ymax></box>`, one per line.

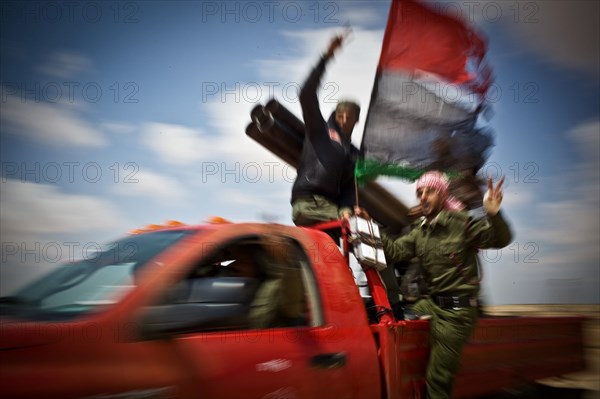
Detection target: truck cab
<box><xmin>1</xmin><ymin>222</ymin><xmax>385</xmax><ymax>398</ymax></box>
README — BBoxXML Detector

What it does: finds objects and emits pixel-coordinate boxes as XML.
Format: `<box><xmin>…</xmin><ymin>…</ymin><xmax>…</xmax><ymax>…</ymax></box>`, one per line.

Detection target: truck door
<box><xmin>138</xmin><ymin>230</ymin><xmax>376</xmax><ymax>399</ymax></box>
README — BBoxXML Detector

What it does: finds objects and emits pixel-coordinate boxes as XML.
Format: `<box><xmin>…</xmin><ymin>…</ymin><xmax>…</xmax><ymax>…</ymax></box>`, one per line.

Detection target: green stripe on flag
<box><xmin>355</xmin><ymin>158</ymin><xmax>425</xmax><ymax>184</ymax></box>
<box><xmin>355</xmin><ymin>159</ymin><xmax>463</xmax><ymax>185</ymax></box>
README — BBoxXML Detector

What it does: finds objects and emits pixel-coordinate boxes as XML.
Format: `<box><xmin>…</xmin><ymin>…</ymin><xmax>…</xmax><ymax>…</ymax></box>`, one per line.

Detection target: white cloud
<box><xmin>141</xmin><ymin>122</ymin><xmax>213</xmax><ymax>165</ymax></box>
<box><xmin>337</xmin><ymin>7</ymin><xmax>382</xmax><ymax>27</ymax></box>
<box><xmin>111</xmin><ymin>169</ymin><xmax>187</xmax><ymax>203</ymax></box>
<box><xmin>505</xmin><ymin>120</ymin><xmax>599</xmax><ymax>266</ymax></box>
<box><xmin>0</xmin><ymin>179</ymin><xmax>128</xmax><ymax>237</ymax></box>
<box><xmin>102</xmin><ymin>121</ymin><xmax>137</xmax><ymax>134</ymax></box>
<box><xmin>567</xmin><ymin>119</ymin><xmax>600</xmax><ymax>171</ymax></box>
<box><xmin>36</xmin><ymin>50</ymin><xmax>93</xmax><ymax>79</ymax></box>
<box><xmin>0</xmin><ymin>91</ymin><xmax>107</xmax><ymax>148</ymax></box>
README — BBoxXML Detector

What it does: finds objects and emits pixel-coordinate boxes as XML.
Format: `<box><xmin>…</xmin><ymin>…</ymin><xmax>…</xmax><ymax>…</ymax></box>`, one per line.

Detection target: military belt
<box><xmin>433</xmin><ymin>295</ymin><xmax>478</xmax><ymax>310</ymax></box>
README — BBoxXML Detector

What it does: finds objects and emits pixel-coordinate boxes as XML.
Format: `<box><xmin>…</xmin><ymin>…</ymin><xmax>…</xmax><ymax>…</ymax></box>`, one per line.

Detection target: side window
<box><xmin>248</xmin><ymin>236</ymin><xmax>322</xmax><ymax>329</ymax></box>
<box><xmin>145</xmin><ymin>235</ymin><xmax>322</xmax><ymax>336</ymax></box>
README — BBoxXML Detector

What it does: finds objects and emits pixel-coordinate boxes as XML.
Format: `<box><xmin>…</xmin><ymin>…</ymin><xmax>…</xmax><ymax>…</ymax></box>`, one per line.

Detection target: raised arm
<box><xmin>299</xmin><ymin>34</ymin><xmax>346</xmax><ymax>152</ymax></box>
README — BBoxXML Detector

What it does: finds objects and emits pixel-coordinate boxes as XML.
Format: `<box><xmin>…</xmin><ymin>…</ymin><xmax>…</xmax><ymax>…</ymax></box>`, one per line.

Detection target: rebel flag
<box><xmin>356</xmin><ymin>0</ymin><xmax>494</xmax><ymax>184</ymax></box>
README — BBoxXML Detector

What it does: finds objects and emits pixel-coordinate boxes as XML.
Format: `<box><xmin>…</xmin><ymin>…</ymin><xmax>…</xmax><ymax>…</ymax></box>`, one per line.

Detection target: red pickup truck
<box><xmin>0</xmin><ymin>220</ymin><xmax>585</xmax><ymax>398</ymax></box>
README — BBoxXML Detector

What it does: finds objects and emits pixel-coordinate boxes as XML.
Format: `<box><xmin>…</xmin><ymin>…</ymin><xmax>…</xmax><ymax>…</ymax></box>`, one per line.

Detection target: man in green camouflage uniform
<box><xmin>381</xmin><ymin>171</ymin><xmax>512</xmax><ymax>399</ymax></box>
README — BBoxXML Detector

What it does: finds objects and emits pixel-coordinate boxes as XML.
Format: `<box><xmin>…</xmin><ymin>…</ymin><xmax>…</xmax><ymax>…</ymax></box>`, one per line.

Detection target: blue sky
<box><xmin>1</xmin><ymin>1</ymin><xmax>598</xmax><ymax>304</ymax></box>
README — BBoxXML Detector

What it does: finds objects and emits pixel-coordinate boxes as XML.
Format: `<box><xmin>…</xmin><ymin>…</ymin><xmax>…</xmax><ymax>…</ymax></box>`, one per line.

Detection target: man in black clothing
<box><xmin>290</xmin><ymin>34</ymin><xmax>403</xmax><ymax>313</ymax></box>
<box><xmin>291</xmin><ymin>34</ymin><xmax>360</xmax><ymax>226</ymax></box>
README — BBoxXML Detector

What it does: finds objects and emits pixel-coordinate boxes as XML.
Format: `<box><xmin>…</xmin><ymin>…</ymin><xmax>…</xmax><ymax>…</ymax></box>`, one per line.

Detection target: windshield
<box><xmin>0</xmin><ymin>230</ymin><xmax>193</xmax><ymax>321</ymax></box>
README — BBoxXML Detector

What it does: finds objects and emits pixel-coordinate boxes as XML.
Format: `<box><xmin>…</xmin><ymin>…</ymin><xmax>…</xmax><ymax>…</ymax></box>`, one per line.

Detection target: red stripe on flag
<box><xmin>378</xmin><ymin>0</ymin><xmax>491</xmax><ymax>96</ymax></box>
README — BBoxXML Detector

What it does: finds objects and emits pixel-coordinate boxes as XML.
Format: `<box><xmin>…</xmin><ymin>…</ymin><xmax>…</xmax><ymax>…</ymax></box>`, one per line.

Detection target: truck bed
<box><xmin>370</xmin><ymin>314</ymin><xmax>586</xmax><ymax>399</ymax></box>
<box><xmin>456</xmin><ymin>316</ymin><xmax>585</xmax><ymax>398</ymax></box>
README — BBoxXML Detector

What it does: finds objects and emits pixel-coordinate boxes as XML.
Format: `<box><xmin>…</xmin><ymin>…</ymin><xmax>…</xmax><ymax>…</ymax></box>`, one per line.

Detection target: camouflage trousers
<box><xmin>412</xmin><ymin>298</ymin><xmax>478</xmax><ymax>399</ymax></box>
<box><xmin>291</xmin><ymin>195</ymin><xmax>340</xmax><ymax>226</ymax></box>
